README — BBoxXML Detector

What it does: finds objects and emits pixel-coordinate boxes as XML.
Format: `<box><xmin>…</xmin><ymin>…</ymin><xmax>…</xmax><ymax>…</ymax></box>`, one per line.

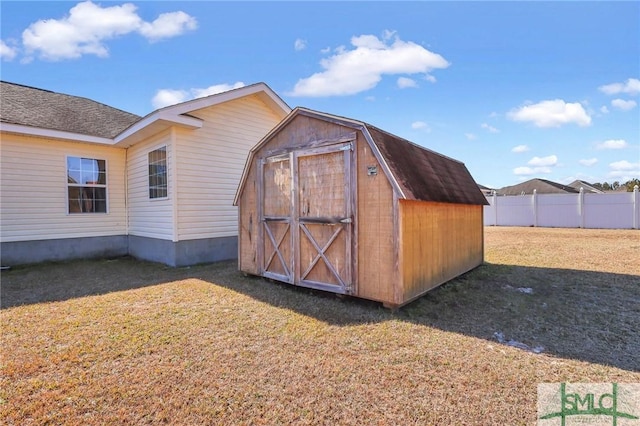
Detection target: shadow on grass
<box><xmin>2</xmin><ymin>257</ymin><xmax>638</xmax><ymax>372</ymax></box>
<box><xmin>0</xmin><ymin>256</ymin><xmax>205</xmax><ymax>308</ymax></box>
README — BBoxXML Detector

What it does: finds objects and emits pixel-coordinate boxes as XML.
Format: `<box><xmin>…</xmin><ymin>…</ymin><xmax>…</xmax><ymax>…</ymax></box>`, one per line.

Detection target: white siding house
<box><xmin>0</xmin><ymin>81</ymin><xmax>290</xmax><ymax>266</ymax></box>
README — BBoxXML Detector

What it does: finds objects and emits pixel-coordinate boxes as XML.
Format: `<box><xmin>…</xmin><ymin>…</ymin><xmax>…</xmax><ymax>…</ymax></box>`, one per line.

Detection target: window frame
<box><xmin>66</xmin><ymin>155</ymin><xmax>108</xmax><ymax>214</ymax></box>
<box><xmin>148</xmin><ymin>145</ymin><xmax>168</xmax><ymax>200</ymax></box>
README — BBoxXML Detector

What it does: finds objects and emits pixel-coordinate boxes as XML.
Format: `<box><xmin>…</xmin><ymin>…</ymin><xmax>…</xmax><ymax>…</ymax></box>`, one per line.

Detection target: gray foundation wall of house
<box><xmin>1</xmin><ymin>235</ymin><xmax>238</xmax><ymax>267</ymax></box>
<box><xmin>125</xmin><ymin>235</ymin><xmax>238</xmax><ymax>267</ymax></box>
<box><xmin>1</xmin><ymin>236</ymin><xmax>129</xmax><ymax>266</ymax></box>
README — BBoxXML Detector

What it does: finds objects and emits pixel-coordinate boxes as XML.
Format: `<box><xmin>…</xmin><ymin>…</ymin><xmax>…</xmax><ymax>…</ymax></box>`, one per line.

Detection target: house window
<box><xmin>67</xmin><ymin>157</ymin><xmax>107</xmax><ymax>213</ymax></box>
<box><xmin>148</xmin><ymin>146</ymin><xmax>167</xmax><ymax>199</ymax></box>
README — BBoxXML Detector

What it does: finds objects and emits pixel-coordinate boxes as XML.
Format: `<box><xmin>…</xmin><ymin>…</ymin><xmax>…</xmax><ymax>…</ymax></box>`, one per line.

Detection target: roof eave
<box><xmin>119</xmin><ymin>82</ymin><xmax>290</xmax><ymax>149</ymax></box>
<box><xmin>114</xmin><ymin>113</ymin><xmax>203</xmax><ymax>147</ymax></box>
<box><xmin>0</xmin><ymin>122</ymin><xmax>114</xmax><ymax>145</ymax></box>
<box><xmin>157</xmin><ymin>82</ymin><xmax>290</xmax><ymax>118</ymax></box>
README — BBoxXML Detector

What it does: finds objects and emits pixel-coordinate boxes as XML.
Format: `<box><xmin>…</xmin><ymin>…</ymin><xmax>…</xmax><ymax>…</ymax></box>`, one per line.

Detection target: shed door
<box><xmin>295</xmin><ymin>143</ymin><xmax>353</xmax><ymax>293</ymax></box>
<box><xmin>260</xmin><ymin>154</ymin><xmax>294</xmax><ymax>283</ymax></box>
<box><xmin>260</xmin><ymin>142</ymin><xmax>354</xmax><ymax>293</ymax></box>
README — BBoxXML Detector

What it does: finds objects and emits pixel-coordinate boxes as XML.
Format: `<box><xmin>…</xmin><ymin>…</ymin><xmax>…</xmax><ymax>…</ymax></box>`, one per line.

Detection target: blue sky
<box><xmin>1</xmin><ymin>1</ymin><xmax>638</xmax><ymax>188</ymax></box>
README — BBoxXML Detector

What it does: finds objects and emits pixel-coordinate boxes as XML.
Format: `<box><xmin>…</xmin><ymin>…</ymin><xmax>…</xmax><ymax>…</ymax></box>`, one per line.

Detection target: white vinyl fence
<box><xmin>484</xmin><ymin>186</ymin><xmax>640</xmax><ymax>229</ymax></box>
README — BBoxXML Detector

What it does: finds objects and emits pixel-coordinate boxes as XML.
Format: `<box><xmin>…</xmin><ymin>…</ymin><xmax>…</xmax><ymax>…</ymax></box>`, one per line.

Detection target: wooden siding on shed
<box><xmin>399</xmin><ymin>200</ymin><xmax>483</xmax><ymax>302</ymax></box>
<box><xmin>126</xmin><ymin>129</ymin><xmax>175</xmax><ymax>240</ymax></box>
<box><xmin>354</xmin><ymin>135</ymin><xmax>396</xmax><ymax>303</ymax></box>
<box><xmin>176</xmin><ymin>95</ymin><xmax>282</xmax><ymax>241</ymax></box>
<box><xmin>238</xmin><ymin>160</ymin><xmax>259</xmax><ymax>273</ymax></box>
<box><xmin>0</xmin><ymin>134</ymin><xmax>126</xmax><ymax>242</ymax></box>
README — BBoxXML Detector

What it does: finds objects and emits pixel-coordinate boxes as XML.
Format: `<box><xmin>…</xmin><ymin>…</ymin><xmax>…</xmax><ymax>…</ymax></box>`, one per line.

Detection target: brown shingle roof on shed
<box><xmin>365</xmin><ymin>124</ymin><xmax>488</xmax><ymax>205</ymax></box>
<box><xmin>0</xmin><ymin>81</ymin><xmax>140</xmax><ymax>139</ymax></box>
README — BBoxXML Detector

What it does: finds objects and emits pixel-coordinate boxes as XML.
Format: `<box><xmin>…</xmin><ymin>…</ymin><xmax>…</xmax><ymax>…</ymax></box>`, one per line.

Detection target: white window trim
<box><xmin>65</xmin><ymin>155</ymin><xmax>109</xmax><ymax>214</ymax></box>
<box><xmin>148</xmin><ymin>145</ymin><xmax>169</xmax><ymax>201</ymax></box>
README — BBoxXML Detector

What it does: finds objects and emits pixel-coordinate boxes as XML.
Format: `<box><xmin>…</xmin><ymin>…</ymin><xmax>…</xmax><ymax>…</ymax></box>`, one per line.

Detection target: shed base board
<box><xmin>240</xmin><ymin>262</ymin><xmax>484</xmax><ymax>310</ymax></box>
<box><xmin>128</xmin><ymin>235</ymin><xmax>237</xmax><ymax>267</ymax></box>
<box><xmin>1</xmin><ymin>236</ymin><xmax>128</xmax><ymax>266</ymax></box>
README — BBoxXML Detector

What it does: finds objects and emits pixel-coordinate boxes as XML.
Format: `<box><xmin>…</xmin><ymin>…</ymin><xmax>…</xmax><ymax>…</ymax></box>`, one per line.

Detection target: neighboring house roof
<box><xmin>0</xmin><ymin>81</ymin><xmax>291</xmax><ymax>146</ymax></box>
<box><xmin>567</xmin><ymin>180</ymin><xmax>604</xmax><ymax>194</ymax></box>
<box><xmin>478</xmin><ymin>184</ymin><xmax>495</xmax><ymax>195</ymax></box>
<box><xmin>0</xmin><ymin>81</ymin><xmax>140</xmax><ymax>139</ymax></box>
<box><xmin>498</xmin><ymin>178</ymin><xmax>580</xmax><ymax>195</ymax></box>
<box><xmin>236</xmin><ymin>107</ymin><xmax>488</xmax><ymax>206</ymax></box>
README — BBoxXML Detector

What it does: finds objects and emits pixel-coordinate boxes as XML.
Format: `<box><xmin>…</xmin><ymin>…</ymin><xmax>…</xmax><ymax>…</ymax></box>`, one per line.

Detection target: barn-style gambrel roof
<box><xmin>235</xmin><ymin>107</ymin><xmax>488</xmax><ymax>206</ymax></box>
<box><xmin>365</xmin><ymin>125</ymin><xmax>488</xmax><ymax>205</ymax></box>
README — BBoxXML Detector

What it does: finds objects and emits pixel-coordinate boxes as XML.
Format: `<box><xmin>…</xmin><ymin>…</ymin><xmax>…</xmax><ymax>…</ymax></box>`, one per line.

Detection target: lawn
<box><xmin>1</xmin><ymin>227</ymin><xmax>639</xmax><ymax>425</ymax></box>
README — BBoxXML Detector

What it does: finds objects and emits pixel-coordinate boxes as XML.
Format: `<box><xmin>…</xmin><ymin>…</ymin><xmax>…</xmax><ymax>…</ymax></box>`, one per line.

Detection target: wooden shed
<box><xmin>234</xmin><ymin>108</ymin><xmax>488</xmax><ymax>308</ymax></box>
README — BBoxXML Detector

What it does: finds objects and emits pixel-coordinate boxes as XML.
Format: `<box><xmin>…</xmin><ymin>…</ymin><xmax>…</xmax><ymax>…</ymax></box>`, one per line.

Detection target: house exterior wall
<box><xmin>0</xmin><ymin>133</ymin><xmax>128</xmax><ymax>265</ymax></box>
<box><xmin>126</xmin><ymin>129</ymin><xmax>175</xmax><ymax>241</ymax></box>
<box><xmin>399</xmin><ymin>200</ymin><xmax>484</xmax><ymax>303</ymax></box>
<box><xmin>0</xmin><ymin>133</ymin><xmax>127</xmax><ymax>242</ymax></box>
<box><xmin>176</xmin><ymin>95</ymin><xmax>283</xmax><ymax>242</ymax></box>
<box><xmin>2</xmin><ymin>236</ymin><xmax>128</xmax><ymax>265</ymax></box>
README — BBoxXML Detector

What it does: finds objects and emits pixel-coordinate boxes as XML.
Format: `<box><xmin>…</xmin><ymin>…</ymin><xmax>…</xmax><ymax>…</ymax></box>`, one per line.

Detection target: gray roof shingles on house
<box><xmin>0</xmin><ymin>81</ymin><xmax>140</xmax><ymax>139</ymax></box>
<box><xmin>498</xmin><ymin>178</ymin><xmax>579</xmax><ymax>195</ymax></box>
<box><xmin>567</xmin><ymin>180</ymin><xmax>604</xmax><ymax>194</ymax></box>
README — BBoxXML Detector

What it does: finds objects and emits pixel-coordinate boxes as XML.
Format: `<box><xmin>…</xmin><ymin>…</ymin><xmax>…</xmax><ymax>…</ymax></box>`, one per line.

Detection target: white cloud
<box><xmin>411</xmin><ymin>121</ymin><xmax>431</xmax><ymax>132</ymax></box>
<box><xmin>579</xmin><ymin>158</ymin><xmax>598</xmax><ymax>167</ymax></box>
<box><xmin>596</xmin><ymin>139</ymin><xmax>628</xmax><ymax>150</ymax></box>
<box><xmin>513</xmin><ymin>154</ymin><xmax>558</xmax><ymax>176</ymax></box>
<box><xmin>609</xmin><ymin>160</ymin><xmax>640</xmax><ymax>180</ymax></box>
<box><xmin>513</xmin><ymin>166</ymin><xmax>552</xmax><ymax>176</ymax></box>
<box><xmin>611</xmin><ymin>98</ymin><xmax>637</xmax><ymax>111</ymax></box>
<box><xmin>191</xmin><ymin>82</ymin><xmax>245</xmax><ymax>98</ymax></box>
<box><xmin>481</xmin><ymin>123</ymin><xmax>499</xmax><ymax>133</ymax></box>
<box><xmin>152</xmin><ymin>89</ymin><xmax>188</xmax><ymax>109</ymax></box>
<box><xmin>152</xmin><ymin>81</ymin><xmax>245</xmax><ymax>109</ymax></box>
<box><xmin>598</xmin><ymin>78</ymin><xmax>640</xmax><ymax>96</ymax></box>
<box><xmin>397</xmin><ymin>77</ymin><xmax>418</xmax><ymax>89</ymax></box>
<box><xmin>600</xmin><ymin>105</ymin><xmax>609</xmax><ymax>114</ymax></box>
<box><xmin>507</xmin><ymin>99</ymin><xmax>591</xmax><ymax>128</ymax></box>
<box><xmin>294</xmin><ymin>38</ymin><xmax>307</xmax><ymax>51</ymax></box>
<box><xmin>609</xmin><ymin>160</ymin><xmax>639</xmax><ymax>171</ymax></box>
<box><xmin>138</xmin><ymin>11</ymin><xmax>197</xmax><ymax>42</ymax></box>
<box><xmin>320</xmin><ymin>47</ymin><xmax>331</xmax><ymax>54</ymax></box>
<box><xmin>465</xmin><ymin>133</ymin><xmax>477</xmax><ymax>140</ymax></box>
<box><xmin>289</xmin><ymin>31</ymin><xmax>449</xmax><ymax>97</ymax></box>
<box><xmin>424</xmin><ymin>74</ymin><xmax>436</xmax><ymax>83</ymax></box>
<box><xmin>0</xmin><ymin>40</ymin><xmax>17</xmax><ymax>61</ymax></box>
<box><xmin>528</xmin><ymin>155</ymin><xmax>558</xmax><ymax>167</ymax></box>
<box><xmin>511</xmin><ymin>145</ymin><xmax>530</xmax><ymax>153</ymax></box>
<box><xmin>21</xmin><ymin>1</ymin><xmax>196</xmax><ymax>61</ymax></box>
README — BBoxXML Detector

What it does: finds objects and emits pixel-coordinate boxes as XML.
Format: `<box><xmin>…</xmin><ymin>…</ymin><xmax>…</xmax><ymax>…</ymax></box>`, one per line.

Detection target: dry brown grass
<box><xmin>1</xmin><ymin>227</ymin><xmax>638</xmax><ymax>425</ymax></box>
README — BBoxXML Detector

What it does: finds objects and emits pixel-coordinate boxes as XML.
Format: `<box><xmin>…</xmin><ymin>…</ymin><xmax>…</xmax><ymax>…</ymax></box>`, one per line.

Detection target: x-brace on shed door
<box><xmin>259</xmin><ymin>141</ymin><xmax>354</xmax><ymax>294</ymax></box>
